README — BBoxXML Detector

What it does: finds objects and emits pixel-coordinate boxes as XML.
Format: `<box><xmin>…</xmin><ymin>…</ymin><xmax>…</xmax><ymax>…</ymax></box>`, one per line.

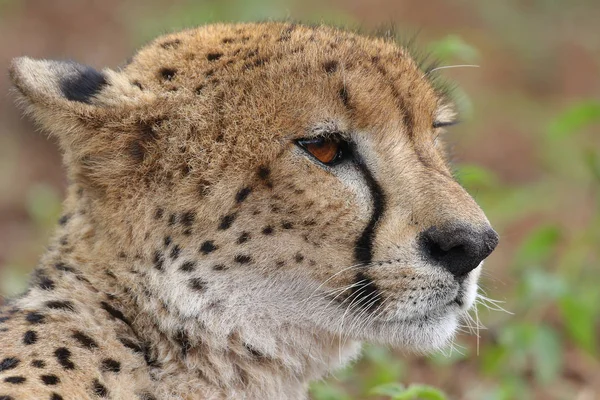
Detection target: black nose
<box><xmin>419</xmin><ymin>223</ymin><xmax>499</xmax><ymax>279</ymax></box>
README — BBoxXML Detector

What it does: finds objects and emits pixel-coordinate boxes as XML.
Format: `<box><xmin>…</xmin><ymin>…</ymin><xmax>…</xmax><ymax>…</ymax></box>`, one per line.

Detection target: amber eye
<box><xmin>296</xmin><ymin>136</ymin><xmax>348</xmax><ymax>166</ymax></box>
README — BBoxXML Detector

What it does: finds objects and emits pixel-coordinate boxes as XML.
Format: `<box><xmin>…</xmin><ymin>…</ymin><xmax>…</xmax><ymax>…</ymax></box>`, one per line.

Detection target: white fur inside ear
<box><xmin>10</xmin><ymin>57</ymin><xmax>105</xmax><ymax>104</ymax></box>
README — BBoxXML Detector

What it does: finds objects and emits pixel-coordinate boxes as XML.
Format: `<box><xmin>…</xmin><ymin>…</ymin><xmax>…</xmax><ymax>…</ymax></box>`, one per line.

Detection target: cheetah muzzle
<box><xmin>1</xmin><ymin>22</ymin><xmax>498</xmax><ymax>400</ymax></box>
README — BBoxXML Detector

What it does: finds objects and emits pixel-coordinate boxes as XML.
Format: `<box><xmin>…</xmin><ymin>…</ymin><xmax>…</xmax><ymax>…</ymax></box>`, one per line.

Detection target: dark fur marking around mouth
<box><xmin>350</xmin><ymin>272</ymin><xmax>382</xmax><ymax>312</ymax></box>
<box><xmin>351</xmin><ymin>145</ymin><xmax>386</xmax><ymax>264</ymax></box>
<box><xmin>59</xmin><ymin>62</ymin><xmax>107</xmax><ymax>104</ymax></box>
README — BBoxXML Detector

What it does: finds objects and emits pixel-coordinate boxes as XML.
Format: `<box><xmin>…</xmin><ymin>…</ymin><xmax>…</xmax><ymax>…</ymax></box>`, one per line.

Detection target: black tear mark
<box><xmin>59</xmin><ymin>63</ymin><xmax>107</xmax><ymax>104</ymax></box>
<box><xmin>350</xmin><ymin>272</ymin><xmax>382</xmax><ymax>312</ymax></box>
<box><xmin>352</xmin><ymin>145</ymin><xmax>386</xmax><ymax>264</ymax></box>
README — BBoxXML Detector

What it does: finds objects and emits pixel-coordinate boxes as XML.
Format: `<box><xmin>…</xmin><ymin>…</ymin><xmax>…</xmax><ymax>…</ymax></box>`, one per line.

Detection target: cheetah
<box><xmin>1</xmin><ymin>22</ymin><xmax>498</xmax><ymax>400</ymax></box>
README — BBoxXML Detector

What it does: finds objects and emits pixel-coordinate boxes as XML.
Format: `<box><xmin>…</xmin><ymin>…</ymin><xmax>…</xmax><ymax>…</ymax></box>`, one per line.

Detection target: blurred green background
<box><xmin>0</xmin><ymin>1</ymin><xmax>599</xmax><ymax>399</ymax></box>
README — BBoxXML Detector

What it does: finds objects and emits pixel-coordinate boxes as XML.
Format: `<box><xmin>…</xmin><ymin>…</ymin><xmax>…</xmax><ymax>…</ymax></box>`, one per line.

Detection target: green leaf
<box><xmin>559</xmin><ymin>295</ymin><xmax>597</xmax><ymax>354</ymax></box>
<box><xmin>454</xmin><ymin>164</ymin><xmax>500</xmax><ymax>191</ymax></box>
<box><xmin>531</xmin><ymin>325</ymin><xmax>562</xmax><ymax>383</ymax></box>
<box><xmin>547</xmin><ymin>100</ymin><xmax>600</xmax><ymax>140</ymax></box>
<box><xmin>515</xmin><ymin>225</ymin><xmax>561</xmax><ymax>267</ymax></box>
<box><xmin>371</xmin><ymin>383</ymin><xmax>448</xmax><ymax>400</ymax></box>
<box><xmin>310</xmin><ymin>382</ymin><xmax>352</xmax><ymax>400</ymax></box>
<box><xmin>427</xmin><ymin>35</ymin><xmax>480</xmax><ymax>63</ymax></box>
<box><xmin>370</xmin><ymin>382</ymin><xmax>406</xmax><ymax>397</ymax></box>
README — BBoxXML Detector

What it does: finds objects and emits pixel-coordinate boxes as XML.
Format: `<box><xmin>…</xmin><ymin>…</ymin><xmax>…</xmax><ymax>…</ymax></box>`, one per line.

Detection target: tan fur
<box><xmin>1</xmin><ymin>22</ymin><xmax>495</xmax><ymax>400</ymax></box>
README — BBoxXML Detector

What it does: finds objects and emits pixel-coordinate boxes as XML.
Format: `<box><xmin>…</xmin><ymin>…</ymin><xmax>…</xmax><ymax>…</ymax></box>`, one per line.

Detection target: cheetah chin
<box><xmin>2</xmin><ymin>22</ymin><xmax>497</xmax><ymax>400</ymax></box>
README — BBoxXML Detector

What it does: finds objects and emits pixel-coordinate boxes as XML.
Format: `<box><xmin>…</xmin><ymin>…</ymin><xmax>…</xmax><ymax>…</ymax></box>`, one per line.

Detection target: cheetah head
<box><xmin>10</xmin><ymin>23</ymin><xmax>498</xmax><ymax>357</ymax></box>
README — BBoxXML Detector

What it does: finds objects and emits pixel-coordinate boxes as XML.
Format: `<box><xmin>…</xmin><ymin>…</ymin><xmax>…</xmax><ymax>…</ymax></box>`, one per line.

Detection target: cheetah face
<box><xmin>10</xmin><ymin>23</ymin><xmax>498</xmax><ymax>353</ymax></box>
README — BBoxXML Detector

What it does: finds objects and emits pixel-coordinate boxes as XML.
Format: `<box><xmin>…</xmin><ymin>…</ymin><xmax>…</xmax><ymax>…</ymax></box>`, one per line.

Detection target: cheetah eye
<box><xmin>296</xmin><ymin>136</ymin><xmax>349</xmax><ymax>166</ymax></box>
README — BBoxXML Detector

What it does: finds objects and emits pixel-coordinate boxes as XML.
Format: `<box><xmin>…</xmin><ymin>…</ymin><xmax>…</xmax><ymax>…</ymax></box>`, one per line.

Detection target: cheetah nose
<box><xmin>418</xmin><ymin>223</ymin><xmax>499</xmax><ymax>279</ymax></box>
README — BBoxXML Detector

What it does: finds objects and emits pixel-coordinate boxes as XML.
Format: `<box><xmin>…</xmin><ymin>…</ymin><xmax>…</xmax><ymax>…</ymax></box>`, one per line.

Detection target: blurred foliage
<box><xmin>1</xmin><ymin>1</ymin><xmax>599</xmax><ymax>399</ymax></box>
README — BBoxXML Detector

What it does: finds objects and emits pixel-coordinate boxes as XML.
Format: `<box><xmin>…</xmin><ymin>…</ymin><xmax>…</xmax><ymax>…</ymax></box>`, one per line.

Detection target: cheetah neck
<box><xmin>52</xmin><ymin>203</ymin><xmax>361</xmax><ymax>399</ymax></box>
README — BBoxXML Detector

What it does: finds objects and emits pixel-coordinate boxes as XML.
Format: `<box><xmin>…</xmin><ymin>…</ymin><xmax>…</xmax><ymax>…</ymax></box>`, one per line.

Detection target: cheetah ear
<box><xmin>9</xmin><ymin>57</ymin><xmax>152</xmax><ymax>141</ymax></box>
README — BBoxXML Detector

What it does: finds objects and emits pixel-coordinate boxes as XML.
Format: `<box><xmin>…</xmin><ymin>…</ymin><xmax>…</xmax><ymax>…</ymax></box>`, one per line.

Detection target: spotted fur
<box><xmin>1</xmin><ymin>22</ymin><xmax>496</xmax><ymax>399</ymax></box>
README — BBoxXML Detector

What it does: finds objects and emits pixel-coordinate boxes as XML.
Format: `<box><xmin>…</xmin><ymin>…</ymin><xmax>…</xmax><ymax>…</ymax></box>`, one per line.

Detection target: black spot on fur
<box><xmin>244</xmin><ymin>343</ymin><xmax>266</xmax><ymax>359</ymax></box>
<box><xmin>59</xmin><ymin>63</ymin><xmax>107</xmax><ymax>104</ymax></box>
<box><xmin>0</xmin><ymin>395</ymin><xmax>14</xmax><ymax>400</ymax></box>
<box><xmin>281</xmin><ymin>221</ymin><xmax>293</xmax><ymax>230</ymax></box>
<box><xmin>41</xmin><ymin>375</ymin><xmax>60</xmax><ymax>385</ymax></box>
<box><xmin>45</xmin><ymin>301</ymin><xmax>75</xmax><ymax>312</ymax></box>
<box><xmin>163</xmin><ymin>236</ymin><xmax>172</xmax><ymax>247</ymax></box>
<box><xmin>179</xmin><ymin>261</ymin><xmax>196</xmax><ymax>272</ymax></box>
<box><xmin>132</xmin><ymin>80</ymin><xmax>143</xmax><ymax>90</ymax></box>
<box><xmin>38</xmin><ymin>275</ymin><xmax>55</xmax><ymax>291</ymax></box>
<box><xmin>72</xmin><ymin>331</ymin><xmax>98</xmax><ymax>349</ymax></box>
<box><xmin>0</xmin><ymin>316</ymin><xmax>9</xmax><ymax>323</ymax></box>
<box><xmin>153</xmin><ymin>251</ymin><xmax>164</xmax><ymax>271</ymax></box>
<box><xmin>219</xmin><ymin>213</ymin><xmax>237</xmax><ymax>230</ymax></box>
<box><xmin>168</xmin><ymin>213</ymin><xmax>177</xmax><ymax>225</ymax></box>
<box><xmin>234</xmin><ymin>255</ymin><xmax>252</xmax><ymax>264</ymax></box>
<box><xmin>294</xmin><ymin>253</ymin><xmax>304</xmax><ymax>263</ymax></box>
<box><xmin>206</xmin><ymin>52</ymin><xmax>223</xmax><ymax>61</ymax></box>
<box><xmin>276</xmin><ymin>260</ymin><xmax>285</xmax><ymax>268</ymax></box>
<box><xmin>323</xmin><ymin>60</ymin><xmax>339</xmax><ymax>74</ymax></box>
<box><xmin>200</xmin><ymin>241</ymin><xmax>217</xmax><ymax>254</ymax></box>
<box><xmin>101</xmin><ymin>359</ymin><xmax>121</xmax><ymax>373</ymax></box>
<box><xmin>26</xmin><ymin>312</ymin><xmax>45</xmax><ymax>324</ymax></box>
<box><xmin>236</xmin><ymin>187</ymin><xmax>252</xmax><ymax>203</ymax></box>
<box><xmin>170</xmin><ymin>245</ymin><xmax>181</xmax><ymax>260</ymax></box>
<box><xmin>262</xmin><ymin>226</ymin><xmax>274</xmax><ymax>235</ymax></box>
<box><xmin>55</xmin><ymin>347</ymin><xmax>75</xmax><ymax>370</ymax></box>
<box><xmin>55</xmin><ymin>262</ymin><xmax>76</xmax><ymax>273</ymax></box>
<box><xmin>4</xmin><ymin>376</ymin><xmax>26</xmax><ymax>384</ymax></box>
<box><xmin>174</xmin><ymin>330</ymin><xmax>191</xmax><ymax>358</ymax></box>
<box><xmin>159</xmin><ymin>67</ymin><xmax>177</xmax><ymax>81</ymax></box>
<box><xmin>160</xmin><ymin>39</ymin><xmax>181</xmax><ymax>49</ymax></box>
<box><xmin>138</xmin><ymin>393</ymin><xmax>158</xmax><ymax>400</ymax></box>
<box><xmin>339</xmin><ymin>86</ymin><xmax>350</xmax><ymax>108</ymax></box>
<box><xmin>100</xmin><ymin>302</ymin><xmax>131</xmax><ymax>326</ymax></box>
<box><xmin>51</xmin><ymin>393</ymin><xmax>64</xmax><ymax>400</ymax></box>
<box><xmin>154</xmin><ymin>208</ymin><xmax>164</xmax><ymax>220</ymax></box>
<box><xmin>92</xmin><ymin>379</ymin><xmax>109</xmax><ymax>397</ymax></box>
<box><xmin>0</xmin><ymin>358</ymin><xmax>19</xmax><ymax>372</ymax></box>
<box><xmin>23</xmin><ymin>330</ymin><xmax>37</xmax><ymax>345</ymax></box>
<box><xmin>119</xmin><ymin>338</ymin><xmax>143</xmax><ymax>354</ymax></box>
<box><xmin>189</xmin><ymin>278</ymin><xmax>207</xmax><ymax>292</ymax></box>
<box><xmin>58</xmin><ymin>214</ymin><xmax>70</xmax><ymax>225</ymax></box>
<box><xmin>181</xmin><ymin>211</ymin><xmax>195</xmax><ymax>226</ymax></box>
<box><xmin>237</xmin><ymin>232</ymin><xmax>250</xmax><ymax>244</ymax></box>
<box><xmin>257</xmin><ymin>166</ymin><xmax>270</xmax><ymax>180</ymax></box>
<box><xmin>212</xmin><ymin>264</ymin><xmax>228</xmax><ymax>271</ymax></box>
<box><xmin>31</xmin><ymin>360</ymin><xmax>45</xmax><ymax>368</ymax></box>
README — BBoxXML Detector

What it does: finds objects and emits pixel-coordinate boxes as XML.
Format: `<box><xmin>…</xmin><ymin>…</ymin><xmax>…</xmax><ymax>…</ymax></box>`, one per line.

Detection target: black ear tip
<box><xmin>59</xmin><ymin>62</ymin><xmax>108</xmax><ymax>104</ymax></box>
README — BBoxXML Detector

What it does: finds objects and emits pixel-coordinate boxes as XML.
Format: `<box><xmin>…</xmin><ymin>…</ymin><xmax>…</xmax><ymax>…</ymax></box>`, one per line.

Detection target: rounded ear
<box><xmin>9</xmin><ymin>57</ymin><xmax>155</xmax><ymax>148</ymax></box>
